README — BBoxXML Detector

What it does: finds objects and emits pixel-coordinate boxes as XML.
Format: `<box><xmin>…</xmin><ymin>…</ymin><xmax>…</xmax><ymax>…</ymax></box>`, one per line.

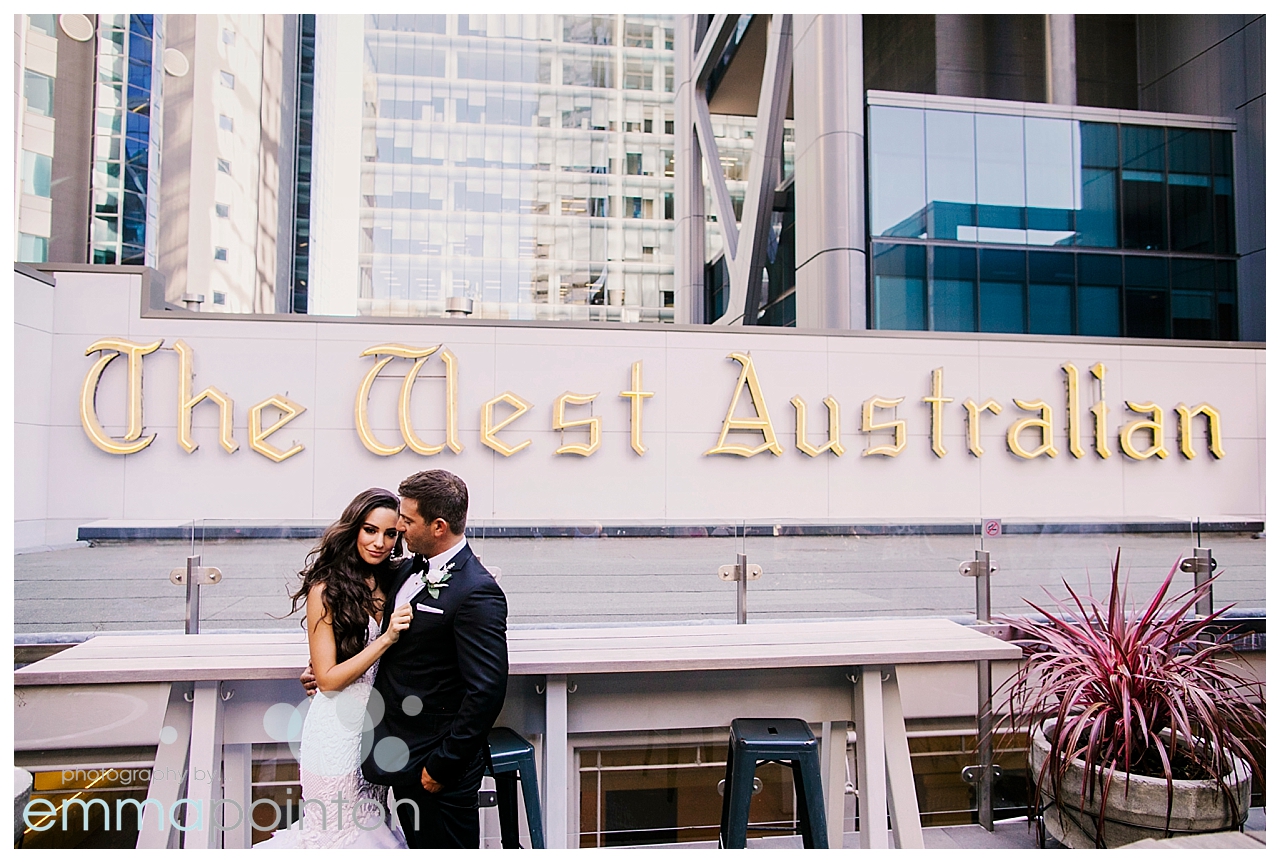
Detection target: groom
<box><xmin>364</xmin><ymin>469</ymin><xmax>508</xmax><ymax>848</ymax></box>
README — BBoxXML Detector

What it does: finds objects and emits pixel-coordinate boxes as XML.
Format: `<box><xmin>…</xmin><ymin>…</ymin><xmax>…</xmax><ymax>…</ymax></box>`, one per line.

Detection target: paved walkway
<box><xmin>13</xmin><ymin>532</ymin><xmax>1264</xmax><ymax>637</ymax></box>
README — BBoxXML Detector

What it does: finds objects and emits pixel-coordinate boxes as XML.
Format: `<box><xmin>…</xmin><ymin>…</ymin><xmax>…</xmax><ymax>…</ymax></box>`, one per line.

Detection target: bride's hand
<box><xmin>384</xmin><ymin>603</ymin><xmax>413</xmax><ymax>643</ymax></box>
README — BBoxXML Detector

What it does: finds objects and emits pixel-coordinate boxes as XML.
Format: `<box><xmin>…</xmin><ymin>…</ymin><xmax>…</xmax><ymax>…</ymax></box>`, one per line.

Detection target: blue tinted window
<box><xmin>870</xmin><ymin>107</ymin><xmax>925</xmax><ymax>238</ymax></box>
<box><xmin>1168</xmin><ymin>129</ymin><xmax>1213</xmax><ymax>252</ymax></box>
<box><xmin>931</xmin><ymin>246</ymin><xmax>975</xmax><ymax>331</ymax></box>
<box><xmin>1024</xmin><ymin>118</ymin><xmax>1076</xmax><ymax>245</ymax></box>
<box><xmin>1211</xmin><ymin>131</ymin><xmax>1235</xmax><ymax>254</ymax></box>
<box><xmin>873</xmin><ymin>243</ymin><xmax>926</xmax><ymax>330</ymax></box>
<box><xmin>1215</xmin><ymin>261</ymin><xmax>1237</xmax><ymax>340</ymax></box>
<box><xmin>1028</xmin><ymin>252</ymin><xmax>1074</xmax><ymax>334</ymax></box>
<box><xmin>23</xmin><ymin>70</ymin><xmax>53</xmax><ymax>116</ymax></box>
<box><xmin>978</xmin><ymin>249</ymin><xmax>1025</xmax><ymax>333</ymax></box>
<box><xmin>1124</xmin><ymin>256</ymin><xmax>1169</xmax><ymax>338</ymax></box>
<box><xmin>1080</xmin><ymin>122</ymin><xmax>1118</xmax><ymax>168</ymax></box>
<box><xmin>28</xmin><ymin>15</ymin><xmax>57</xmax><ymax>36</ymax></box>
<box><xmin>1121</xmin><ymin>126</ymin><xmax>1166</xmax><ymax>249</ymax></box>
<box><xmin>1077</xmin><ymin>253</ymin><xmax>1122</xmax><ymax>336</ymax></box>
<box><xmin>924</xmin><ymin>110</ymin><xmax>974</xmax><ymax>240</ymax></box>
<box><xmin>1169</xmin><ymin>257</ymin><xmax>1215</xmax><ymax>340</ymax></box>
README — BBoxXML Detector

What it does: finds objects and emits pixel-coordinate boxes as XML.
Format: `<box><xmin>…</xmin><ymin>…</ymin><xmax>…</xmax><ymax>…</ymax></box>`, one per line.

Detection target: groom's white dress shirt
<box><xmin>394</xmin><ymin>535</ymin><xmax>468</xmax><ymax>610</ymax></box>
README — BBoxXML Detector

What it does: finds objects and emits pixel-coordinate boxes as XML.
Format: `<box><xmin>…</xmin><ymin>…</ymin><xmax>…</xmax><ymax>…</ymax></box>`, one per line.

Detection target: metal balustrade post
<box><xmin>169</xmin><ymin>555</ymin><xmax>222</xmax><ymax>635</ymax></box>
<box><xmin>960</xmin><ymin>549</ymin><xmax>997</xmax><ymax>832</ymax></box>
<box><xmin>1180</xmin><ymin>546</ymin><xmax>1215</xmax><ymax>617</ymax></box>
<box><xmin>186</xmin><ymin>555</ymin><xmax>201</xmax><ymax>635</ymax></box>
<box><xmin>718</xmin><ymin>552</ymin><xmax>761</xmax><ymax>624</ymax></box>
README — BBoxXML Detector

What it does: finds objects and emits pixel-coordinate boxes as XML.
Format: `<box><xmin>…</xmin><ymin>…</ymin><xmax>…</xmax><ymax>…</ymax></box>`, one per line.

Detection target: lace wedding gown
<box><xmin>257</xmin><ymin>618</ymin><xmax>406</xmax><ymax>849</ymax></box>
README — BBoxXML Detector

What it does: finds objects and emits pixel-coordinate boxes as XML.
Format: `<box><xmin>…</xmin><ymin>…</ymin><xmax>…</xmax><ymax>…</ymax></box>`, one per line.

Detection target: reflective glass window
<box><xmin>564</xmin><ymin>15</ymin><xmax>614</xmax><ymax>45</ymax></box>
<box><xmin>1028</xmin><ymin>251</ymin><xmax>1074</xmax><ymax>334</ymax></box>
<box><xmin>1124</xmin><ymin>255</ymin><xmax>1169</xmax><ymax>338</ymax></box>
<box><xmin>1215</xmin><ymin>261</ymin><xmax>1237</xmax><ymax>340</ymax></box>
<box><xmin>1211</xmin><ymin>130</ymin><xmax>1235</xmax><ymax>254</ymax></box>
<box><xmin>924</xmin><ymin>110</ymin><xmax>975</xmax><ymax>241</ymax></box>
<box><xmin>1078</xmin><ymin>123</ymin><xmax>1118</xmax><ymax>248</ymax></box>
<box><xmin>869</xmin><ymin>107</ymin><xmax>925</xmax><ymax>238</ymax></box>
<box><xmin>872</xmin><ymin>243</ymin><xmax>926</xmax><ymax>330</ymax></box>
<box><xmin>23</xmin><ymin>70</ymin><xmax>54</xmax><ymax>116</ymax></box>
<box><xmin>978</xmin><ymin>249</ymin><xmax>1025</xmax><ymax>333</ymax></box>
<box><xmin>18</xmin><ymin>232</ymin><xmax>48</xmax><ymax>263</ymax></box>
<box><xmin>22</xmin><ymin>151</ymin><xmax>52</xmax><ymax>197</ymax></box>
<box><xmin>1121</xmin><ymin>125</ymin><xmax>1166</xmax><ymax>250</ymax></box>
<box><xmin>975</xmin><ymin>114</ymin><xmax>1025</xmax><ymax>243</ymax></box>
<box><xmin>1024</xmin><ymin>118</ymin><xmax>1076</xmax><ymax>245</ymax></box>
<box><xmin>1170</xmin><ymin>258</ymin><xmax>1214</xmax><ymax>339</ymax></box>
<box><xmin>1167</xmin><ymin>128</ymin><xmax>1213</xmax><ymax>252</ymax></box>
<box><xmin>930</xmin><ymin>246</ymin><xmax>975</xmax><ymax>331</ymax></box>
<box><xmin>1077</xmin><ymin>253</ymin><xmax>1121</xmax><ymax>336</ymax></box>
<box><xmin>28</xmin><ymin>14</ymin><xmax>57</xmax><ymax>36</ymax></box>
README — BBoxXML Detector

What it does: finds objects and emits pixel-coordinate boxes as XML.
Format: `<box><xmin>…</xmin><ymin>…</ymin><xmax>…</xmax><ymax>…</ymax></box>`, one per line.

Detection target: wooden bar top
<box><xmin>14</xmin><ymin>619</ymin><xmax>1021</xmax><ymax>685</ymax></box>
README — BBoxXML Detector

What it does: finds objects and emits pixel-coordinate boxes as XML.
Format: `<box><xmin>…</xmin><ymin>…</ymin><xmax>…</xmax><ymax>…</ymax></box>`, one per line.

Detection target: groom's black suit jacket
<box><xmin>361</xmin><ymin>544</ymin><xmax>508</xmax><ymax>788</ymax></box>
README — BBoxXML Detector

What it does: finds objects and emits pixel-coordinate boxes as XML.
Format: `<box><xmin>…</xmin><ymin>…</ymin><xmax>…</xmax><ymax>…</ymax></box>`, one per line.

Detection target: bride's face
<box><xmin>356</xmin><ymin>507</ymin><xmax>400</xmax><ymax>566</ymax></box>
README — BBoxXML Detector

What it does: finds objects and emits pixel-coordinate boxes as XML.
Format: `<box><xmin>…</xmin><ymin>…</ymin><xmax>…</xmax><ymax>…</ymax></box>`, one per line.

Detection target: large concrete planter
<box><xmin>14</xmin><ymin>768</ymin><xmax>33</xmax><ymax>845</ymax></box>
<box><xmin>1030</xmin><ymin>724</ymin><xmax>1252</xmax><ymax>848</ymax></box>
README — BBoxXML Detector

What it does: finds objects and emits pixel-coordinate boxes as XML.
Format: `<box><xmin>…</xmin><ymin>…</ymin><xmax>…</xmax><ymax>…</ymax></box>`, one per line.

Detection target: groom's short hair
<box><xmin>399</xmin><ymin>470</ymin><xmax>468</xmax><ymax>535</ymax></box>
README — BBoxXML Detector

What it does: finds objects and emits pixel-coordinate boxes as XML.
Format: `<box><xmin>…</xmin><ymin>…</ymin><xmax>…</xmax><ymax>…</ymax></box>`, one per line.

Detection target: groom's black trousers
<box><xmin>391</xmin><ymin>749</ymin><xmax>487</xmax><ymax>848</ymax></box>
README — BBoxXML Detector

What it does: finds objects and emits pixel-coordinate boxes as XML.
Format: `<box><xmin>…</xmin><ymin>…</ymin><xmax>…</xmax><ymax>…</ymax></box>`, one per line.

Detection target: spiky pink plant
<box><xmin>1000</xmin><ymin>549</ymin><xmax>1265</xmax><ymax>845</ymax></box>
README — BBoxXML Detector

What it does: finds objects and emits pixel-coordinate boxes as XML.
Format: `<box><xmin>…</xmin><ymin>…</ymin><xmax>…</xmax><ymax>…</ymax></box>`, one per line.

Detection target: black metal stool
<box><xmin>719</xmin><ymin>718</ymin><xmax>828</xmax><ymax>849</ymax></box>
<box><xmin>486</xmin><ymin>727</ymin><xmax>545</xmax><ymax>849</ymax></box>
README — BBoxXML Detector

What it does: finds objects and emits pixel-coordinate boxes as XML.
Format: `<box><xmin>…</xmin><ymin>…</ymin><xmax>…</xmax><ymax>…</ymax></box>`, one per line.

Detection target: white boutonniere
<box><xmin>425</xmin><ymin>561</ymin><xmax>456</xmax><ymax>599</ymax></box>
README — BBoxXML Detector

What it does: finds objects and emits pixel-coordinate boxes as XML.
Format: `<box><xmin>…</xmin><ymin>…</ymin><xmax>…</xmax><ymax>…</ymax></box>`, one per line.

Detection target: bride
<box><xmin>259</xmin><ymin>489</ymin><xmax>413</xmax><ymax>849</ymax></box>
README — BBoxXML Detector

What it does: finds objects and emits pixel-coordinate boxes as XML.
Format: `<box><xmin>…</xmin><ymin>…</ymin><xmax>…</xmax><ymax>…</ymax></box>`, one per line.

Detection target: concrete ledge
<box><xmin>76</xmin><ymin>520</ymin><xmax>1266</xmax><ymax>541</ymax></box>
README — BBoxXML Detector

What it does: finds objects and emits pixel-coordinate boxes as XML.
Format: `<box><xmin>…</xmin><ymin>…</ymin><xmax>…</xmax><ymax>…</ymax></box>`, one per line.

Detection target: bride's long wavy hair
<box><xmin>288</xmin><ymin>488</ymin><xmax>403</xmax><ymax>663</ymax></box>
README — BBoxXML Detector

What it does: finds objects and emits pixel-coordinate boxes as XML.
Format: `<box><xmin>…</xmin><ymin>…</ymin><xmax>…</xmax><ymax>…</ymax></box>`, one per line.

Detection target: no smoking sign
<box><xmin>983</xmin><ymin>519</ymin><xmax>1002</xmax><ymax>538</ymax></box>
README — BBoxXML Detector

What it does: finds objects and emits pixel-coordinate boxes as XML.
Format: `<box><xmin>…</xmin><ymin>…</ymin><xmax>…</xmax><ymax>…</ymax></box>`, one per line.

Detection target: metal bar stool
<box><xmin>719</xmin><ymin>718</ymin><xmax>828</xmax><ymax>849</ymax></box>
<box><xmin>486</xmin><ymin>727</ymin><xmax>545</xmax><ymax>849</ymax></box>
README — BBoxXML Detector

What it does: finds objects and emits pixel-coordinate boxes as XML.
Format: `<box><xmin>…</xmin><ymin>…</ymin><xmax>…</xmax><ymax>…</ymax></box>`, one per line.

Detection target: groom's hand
<box><xmin>300</xmin><ymin>662</ymin><xmax>318</xmax><ymax>697</ymax></box>
<box><xmin>420</xmin><ymin>767</ymin><xmax>442</xmax><ymax>793</ymax></box>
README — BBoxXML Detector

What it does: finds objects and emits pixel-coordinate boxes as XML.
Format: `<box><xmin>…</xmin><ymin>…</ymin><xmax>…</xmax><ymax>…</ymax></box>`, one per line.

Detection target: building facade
<box><xmin>10</xmin><ymin>13</ymin><xmax>1267</xmax><ymax>851</ymax></box>
<box><xmin>15</xmin><ymin>13</ymin><xmax>1263</xmax><ymax>338</ymax></box>
<box><xmin>673</xmin><ymin>14</ymin><xmax>1265</xmax><ymax>340</ymax></box>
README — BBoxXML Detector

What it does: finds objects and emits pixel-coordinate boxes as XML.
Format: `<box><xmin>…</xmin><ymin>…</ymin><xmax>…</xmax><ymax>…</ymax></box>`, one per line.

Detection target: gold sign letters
<box><xmin>78</xmin><ymin>338</ymin><xmax>303</xmax><ymax>460</ymax></box>
<box><xmin>861</xmin><ymin>397</ymin><xmax>906</xmax><ymax>457</ymax></box>
<box><xmin>80</xmin><ymin>338</ymin><xmax>162</xmax><ymax>455</ymax></box>
<box><xmin>792</xmin><ymin>396</ymin><xmax>845</xmax><ymax>457</ymax></box>
<box><xmin>174</xmin><ymin>339</ymin><xmax>238</xmax><ymax>454</ymax></box>
<box><xmin>354</xmin><ymin>343</ymin><xmax>462</xmax><ymax>457</ymax></box>
<box><xmin>705</xmin><ymin>353</ymin><xmax>783</xmax><ymax>457</ymax></box>
<box><xmin>553</xmin><ymin>393</ymin><xmax>601</xmax><ymax>456</ymax></box>
<box><xmin>79</xmin><ymin>339</ymin><xmax>1226</xmax><ymax>467</ymax></box>
<box><xmin>619</xmin><ymin>361</ymin><xmax>654</xmax><ymax>456</ymax></box>
<box><xmin>481</xmin><ymin>392</ymin><xmax>534</xmax><ymax>457</ymax></box>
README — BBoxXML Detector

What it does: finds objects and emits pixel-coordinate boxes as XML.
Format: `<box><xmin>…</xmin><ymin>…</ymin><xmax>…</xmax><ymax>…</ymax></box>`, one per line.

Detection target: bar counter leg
<box><xmin>852</xmin><ymin>666</ymin><xmax>888</xmax><ymax>848</ymax></box>
<box><xmin>137</xmin><ymin>683</ymin><xmax>193</xmax><ymax>849</ymax></box>
<box><xmin>822</xmin><ymin>720</ymin><xmax>846</xmax><ymax>848</ymax></box>
<box><xmin>543</xmin><ymin>675</ymin><xmax>569</xmax><ymax>848</ymax></box>
<box><xmin>222</xmin><ymin>743</ymin><xmax>252</xmax><ymax>849</ymax></box>
<box><xmin>881</xmin><ymin>667</ymin><xmax>924</xmax><ymax>849</ymax></box>
<box><xmin>184</xmin><ymin>680</ymin><xmax>226</xmax><ymax>849</ymax></box>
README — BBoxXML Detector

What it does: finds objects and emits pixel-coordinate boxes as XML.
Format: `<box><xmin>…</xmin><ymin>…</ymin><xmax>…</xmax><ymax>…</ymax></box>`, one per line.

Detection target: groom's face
<box><xmin>398</xmin><ymin>496</ymin><xmax>449</xmax><ymax>557</ymax></box>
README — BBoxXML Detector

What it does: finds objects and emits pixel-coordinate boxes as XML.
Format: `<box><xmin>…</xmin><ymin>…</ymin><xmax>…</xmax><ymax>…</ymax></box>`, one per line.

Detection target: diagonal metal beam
<box><xmin>718</xmin><ymin>15</ymin><xmax>792</xmax><ymax>326</ymax></box>
<box><xmin>693</xmin><ymin>94</ymin><xmax>741</xmax><ymax>262</ymax></box>
<box><xmin>692</xmin><ymin>14</ymin><xmax>736</xmax><ymax>88</ymax></box>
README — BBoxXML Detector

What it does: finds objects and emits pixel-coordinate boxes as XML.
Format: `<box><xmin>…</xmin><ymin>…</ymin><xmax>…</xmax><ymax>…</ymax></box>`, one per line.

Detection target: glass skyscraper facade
<box><xmin>306</xmin><ymin>14</ymin><xmax>677</xmax><ymax>321</ymax></box>
<box><xmin>868</xmin><ymin>95</ymin><xmax>1238</xmax><ymax>339</ymax></box>
<box><xmin>90</xmin><ymin>14</ymin><xmax>163</xmax><ymax>266</ymax></box>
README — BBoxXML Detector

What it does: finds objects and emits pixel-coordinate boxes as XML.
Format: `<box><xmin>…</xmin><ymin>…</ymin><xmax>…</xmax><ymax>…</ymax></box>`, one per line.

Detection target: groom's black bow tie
<box><xmin>407</xmin><ymin>555</ymin><xmax>428</xmax><ymax>575</ymax></box>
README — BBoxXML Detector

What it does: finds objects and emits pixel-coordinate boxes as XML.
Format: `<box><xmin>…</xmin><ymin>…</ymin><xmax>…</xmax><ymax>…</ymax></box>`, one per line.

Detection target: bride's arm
<box><xmin>306</xmin><ymin>584</ymin><xmax>412</xmax><ymax>692</ymax></box>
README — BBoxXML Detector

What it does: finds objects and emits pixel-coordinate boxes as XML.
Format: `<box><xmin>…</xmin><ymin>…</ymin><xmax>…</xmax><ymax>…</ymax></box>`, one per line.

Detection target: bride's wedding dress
<box><xmin>257</xmin><ymin>618</ymin><xmax>406</xmax><ymax>849</ymax></box>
